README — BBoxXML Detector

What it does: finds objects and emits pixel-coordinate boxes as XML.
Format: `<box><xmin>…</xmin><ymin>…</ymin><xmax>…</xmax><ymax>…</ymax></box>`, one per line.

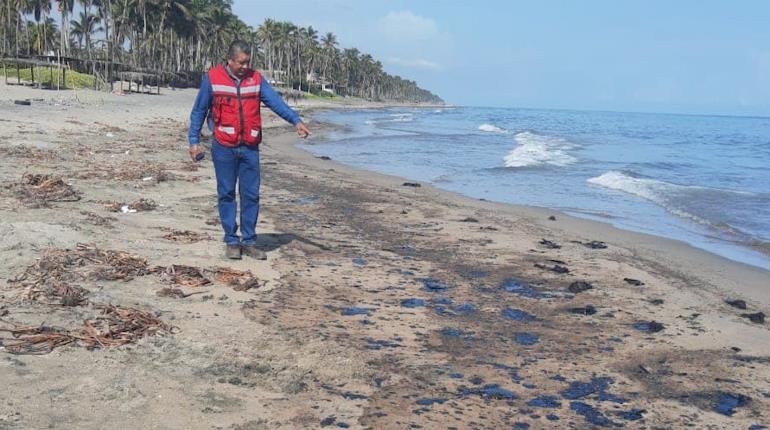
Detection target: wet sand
<box><xmin>0</xmin><ymin>83</ymin><xmax>768</xmax><ymax>429</ymax></box>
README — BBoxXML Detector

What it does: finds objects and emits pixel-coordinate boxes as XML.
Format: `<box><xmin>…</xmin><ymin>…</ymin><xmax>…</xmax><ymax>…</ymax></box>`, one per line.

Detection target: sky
<box><xmin>238</xmin><ymin>1</ymin><xmax>769</xmax><ymax>116</ymax></box>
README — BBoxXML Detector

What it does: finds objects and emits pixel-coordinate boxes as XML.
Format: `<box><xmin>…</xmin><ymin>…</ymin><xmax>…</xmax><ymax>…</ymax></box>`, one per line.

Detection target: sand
<box><xmin>0</xmin><ymin>82</ymin><xmax>768</xmax><ymax>429</ymax></box>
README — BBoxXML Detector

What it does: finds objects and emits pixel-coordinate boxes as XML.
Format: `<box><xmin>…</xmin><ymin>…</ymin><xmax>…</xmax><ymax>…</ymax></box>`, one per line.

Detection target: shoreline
<box><xmin>294</xmin><ymin>110</ymin><xmax>770</xmax><ymax>306</ymax></box>
<box><xmin>1</xmin><ymin>84</ymin><xmax>768</xmax><ymax>429</ymax></box>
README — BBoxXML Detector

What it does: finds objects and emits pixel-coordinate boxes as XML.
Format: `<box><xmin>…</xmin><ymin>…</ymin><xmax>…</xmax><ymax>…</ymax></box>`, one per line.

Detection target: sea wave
<box><xmin>478</xmin><ymin>123</ymin><xmax>507</xmax><ymax>133</ymax></box>
<box><xmin>503</xmin><ymin>131</ymin><xmax>578</xmax><ymax>168</ymax></box>
<box><xmin>586</xmin><ymin>171</ymin><xmax>753</xmax><ymax>229</ymax></box>
<box><xmin>365</xmin><ymin>113</ymin><xmax>414</xmax><ymax>125</ymax></box>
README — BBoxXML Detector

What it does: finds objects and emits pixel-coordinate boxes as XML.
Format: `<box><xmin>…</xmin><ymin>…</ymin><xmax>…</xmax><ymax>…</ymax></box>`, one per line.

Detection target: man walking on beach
<box><xmin>188</xmin><ymin>40</ymin><xmax>310</xmax><ymax>260</ymax></box>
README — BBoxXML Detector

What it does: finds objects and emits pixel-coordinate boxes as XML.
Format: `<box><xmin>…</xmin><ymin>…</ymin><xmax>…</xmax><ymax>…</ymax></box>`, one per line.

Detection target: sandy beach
<box><xmin>0</xmin><ymin>84</ymin><xmax>768</xmax><ymax>429</ymax></box>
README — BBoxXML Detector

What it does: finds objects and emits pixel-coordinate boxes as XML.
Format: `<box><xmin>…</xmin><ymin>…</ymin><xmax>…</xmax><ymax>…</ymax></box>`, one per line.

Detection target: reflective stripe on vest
<box><xmin>211</xmin><ymin>84</ymin><xmax>237</xmax><ymax>94</ymax></box>
<box><xmin>240</xmin><ymin>85</ymin><xmax>260</xmax><ymax>95</ymax></box>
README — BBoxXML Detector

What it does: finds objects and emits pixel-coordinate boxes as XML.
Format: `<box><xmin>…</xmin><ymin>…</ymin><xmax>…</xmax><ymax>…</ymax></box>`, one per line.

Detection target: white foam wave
<box><xmin>586</xmin><ymin>171</ymin><xmax>749</xmax><ymax>226</ymax></box>
<box><xmin>503</xmin><ymin>131</ymin><xmax>578</xmax><ymax>168</ymax></box>
<box><xmin>478</xmin><ymin>123</ymin><xmax>506</xmax><ymax>133</ymax></box>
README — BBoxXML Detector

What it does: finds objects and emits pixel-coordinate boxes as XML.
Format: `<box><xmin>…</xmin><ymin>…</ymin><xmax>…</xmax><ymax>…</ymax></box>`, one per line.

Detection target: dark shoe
<box><xmin>242</xmin><ymin>245</ymin><xmax>267</xmax><ymax>260</ymax></box>
<box><xmin>225</xmin><ymin>244</ymin><xmax>242</xmax><ymax>259</ymax></box>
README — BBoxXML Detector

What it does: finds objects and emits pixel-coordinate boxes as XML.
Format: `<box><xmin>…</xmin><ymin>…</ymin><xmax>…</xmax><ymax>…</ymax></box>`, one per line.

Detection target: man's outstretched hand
<box><xmin>296</xmin><ymin>122</ymin><xmax>310</xmax><ymax>138</ymax></box>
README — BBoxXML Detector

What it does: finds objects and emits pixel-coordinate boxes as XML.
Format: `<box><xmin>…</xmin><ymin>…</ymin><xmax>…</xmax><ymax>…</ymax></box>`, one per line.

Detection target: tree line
<box><xmin>0</xmin><ymin>0</ymin><xmax>444</xmax><ymax>103</ymax></box>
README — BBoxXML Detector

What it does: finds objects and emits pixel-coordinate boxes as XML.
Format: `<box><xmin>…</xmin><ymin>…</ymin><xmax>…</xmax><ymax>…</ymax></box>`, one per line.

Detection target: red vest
<box><xmin>208</xmin><ymin>64</ymin><xmax>262</xmax><ymax>147</ymax></box>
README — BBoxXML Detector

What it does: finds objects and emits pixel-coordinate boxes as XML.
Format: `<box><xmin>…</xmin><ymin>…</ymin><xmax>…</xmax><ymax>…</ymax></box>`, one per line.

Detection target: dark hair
<box><xmin>227</xmin><ymin>40</ymin><xmax>251</xmax><ymax>60</ymax></box>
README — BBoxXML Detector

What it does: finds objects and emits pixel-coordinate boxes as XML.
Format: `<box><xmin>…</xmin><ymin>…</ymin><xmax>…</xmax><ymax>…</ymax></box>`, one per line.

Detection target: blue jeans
<box><xmin>211</xmin><ymin>140</ymin><xmax>261</xmax><ymax>245</ymax></box>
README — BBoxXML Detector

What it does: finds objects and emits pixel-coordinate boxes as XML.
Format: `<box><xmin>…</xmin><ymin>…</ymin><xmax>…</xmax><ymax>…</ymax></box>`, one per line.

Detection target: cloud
<box><xmin>387</xmin><ymin>57</ymin><xmax>442</xmax><ymax>71</ymax></box>
<box><xmin>378</xmin><ymin>10</ymin><xmax>440</xmax><ymax>42</ymax></box>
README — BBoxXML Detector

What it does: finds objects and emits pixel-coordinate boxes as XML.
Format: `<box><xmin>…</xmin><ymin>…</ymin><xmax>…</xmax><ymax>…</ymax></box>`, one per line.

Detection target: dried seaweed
<box><xmin>0</xmin><ymin>305</ymin><xmax>175</xmax><ymax>354</ymax></box>
<box><xmin>156</xmin><ymin>287</ymin><xmax>208</xmax><ymax>298</ymax></box>
<box><xmin>162</xmin><ymin>229</ymin><xmax>209</xmax><ymax>243</ymax></box>
<box><xmin>80</xmin><ymin>210</ymin><xmax>117</xmax><ymax>226</ymax></box>
<box><xmin>0</xmin><ymin>323</ymin><xmax>76</xmax><ymax>355</ymax></box>
<box><xmin>104</xmin><ymin>198</ymin><xmax>158</xmax><ymax>212</ymax></box>
<box><xmin>164</xmin><ymin>264</ymin><xmax>212</xmax><ymax>287</ymax></box>
<box><xmin>209</xmin><ymin>267</ymin><xmax>262</xmax><ymax>291</ymax></box>
<box><xmin>5</xmin><ymin>173</ymin><xmax>81</xmax><ymax>207</ymax></box>
<box><xmin>9</xmin><ymin>243</ymin><xmax>156</xmax><ymax>288</ymax></box>
<box><xmin>21</xmin><ymin>283</ymin><xmax>89</xmax><ymax>306</ymax></box>
<box><xmin>81</xmin><ymin>304</ymin><xmax>175</xmax><ymax>348</ymax></box>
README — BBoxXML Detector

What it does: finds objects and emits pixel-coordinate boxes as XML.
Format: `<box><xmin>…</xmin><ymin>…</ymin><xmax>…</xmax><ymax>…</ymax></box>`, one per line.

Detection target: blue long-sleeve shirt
<box><xmin>188</xmin><ymin>71</ymin><xmax>301</xmax><ymax>146</ymax></box>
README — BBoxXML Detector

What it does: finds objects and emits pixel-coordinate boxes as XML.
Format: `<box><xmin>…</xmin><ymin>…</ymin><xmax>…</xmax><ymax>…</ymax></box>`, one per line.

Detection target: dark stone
<box><xmin>570</xmin><ymin>401</ymin><xmax>615</xmax><ymax>427</ymax></box>
<box><xmin>352</xmin><ymin>258</ymin><xmax>367</xmax><ymax>266</ymax></box>
<box><xmin>460</xmin><ymin>217</ymin><xmax>479</xmax><ymax>223</ymax></box>
<box><xmin>317</xmin><ymin>155</ymin><xmax>332</xmax><ymax>160</ymax></box>
<box><xmin>513</xmin><ymin>423</ymin><xmax>529</xmax><ymax>430</ymax></box>
<box><xmin>615</xmin><ymin>409</ymin><xmax>645</xmax><ymax>421</ymax></box>
<box><xmin>502</xmin><ymin>308</ymin><xmax>537</xmax><ymax>322</ymax></box>
<box><xmin>439</xmin><ymin>327</ymin><xmax>463</xmax><ymax>337</ymax></box>
<box><xmin>400</xmin><ymin>298</ymin><xmax>426</xmax><ymax>308</ymax></box>
<box><xmin>528</xmin><ymin>396</ymin><xmax>561</xmax><ymax>408</ymax></box>
<box><xmin>568</xmin><ymin>305</ymin><xmax>597</xmax><ymax>315</ymax></box>
<box><xmin>341</xmin><ymin>307</ymin><xmax>371</xmax><ymax>316</ymax></box>
<box><xmin>539</xmin><ymin>238</ymin><xmax>561</xmax><ymax>249</ymax></box>
<box><xmin>546</xmin><ymin>414</ymin><xmax>560</xmax><ymax>421</ymax></box>
<box><xmin>632</xmin><ymin>321</ymin><xmax>665</xmax><ymax>333</ymax></box>
<box><xmin>365</xmin><ymin>339</ymin><xmax>402</xmax><ymax>349</ymax></box>
<box><xmin>712</xmin><ymin>392</ymin><xmax>751</xmax><ymax>416</ymax></box>
<box><xmin>583</xmin><ymin>241</ymin><xmax>608</xmax><ymax>249</ymax></box>
<box><xmin>416</xmin><ymin>398</ymin><xmax>447</xmax><ymax>406</ymax></box>
<box><xmin>726</xmin><ymin>299</ymin><xmax>748</xmax><ymax>310</ymax></box>
<box><xmin>336</xmin><ymin>423</ymin><xmax>350</xmax><ymax>428</ymax></box>
<box><xmin>741</xmin><ymin>312</ymin><xmax>765</xmax><ymax>324</ymax></box>
<box><xmin>449</xmin><ymin>373</ymin><xmax>464</xmax><ymax>379</ymax></box>
<box><xmin>548</xmin><ymin>215</ymin><xmax>557</xmax><ymax>221</ymax></box>
<box><xmin>568</xmin><ymin>281</ymin><xmax>593</xmax><ymax>294</ymax></box>
<box><xmin>514</xmin><ymin>332</ymin><xmax>540</xmax><ymax>346</ymax></box>
<box><xmin>501</xmin><ymin>279</ymin><xmax>551</xmax><ymax>299</ymax></box>
<box><xmin>320</xmin><ymin>416</ymin><xmax>336</xmax><ymax>427</ymax></box>
<box><xmin>341</xmin><ymin>392</ymin><xmax>368</xmax><ymax>400</ymax></box>
<box><xmin>453</xmin><ymin>303</ymin><xmax>476</xmax><ymax>314</ymax></box>
<box><xmin>403</xmin><ymin>182</ymin><xmax>421</xmax><ymax>187</ymax></box>
<box><xmin>649</xmin><ymin>298</ymin><xmax>665</xmax><ymax>305</ymax></box>
<box><xmin>458</xmin><ymin>383</ymin><xmax>517</xmax><ymax>399</ymax></box>
<box><xmin>535</xmin><ymin>263</ymin><xmax>569</xmax><ymax>274</ymax></box>
<box><xmin>623</xmin><ymin>278</ymin><xmax>644</xmax><ymax>286</ymax></box>
<box><xmin>433</xmin><ymin>296</ymin><xmax>453</xmax><ymax>305</ymax></box>
<box><xmin>561</xmin><ymin>377</ymin><xmax>613</xmax><ymax>400</ymax></box>
<box><xmin>420</xmin><ymin>278</ymin><xmax>450</xmax><ymax>292</ymax></box>
<box><xmin>434</xmin><ymin>305</ymin><xmax>452</xmax><ymax>316</ymax></box>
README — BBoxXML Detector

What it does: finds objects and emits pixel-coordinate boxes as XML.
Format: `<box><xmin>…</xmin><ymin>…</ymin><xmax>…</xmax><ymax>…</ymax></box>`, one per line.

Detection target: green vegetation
<box><xmin>0</xmin><ymin>0</ymin><xmax>443</xmax><ymax>104</ymax></box>
<box><xmin>1</xmin><ymin>65</ymin><xmax>95</xmax><ymax>88</ymax></box>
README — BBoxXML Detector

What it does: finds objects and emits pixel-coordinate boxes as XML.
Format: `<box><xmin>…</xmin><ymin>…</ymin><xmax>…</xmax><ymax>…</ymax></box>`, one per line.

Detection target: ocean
<box><xmin>299</xmin><ymin>107</ymin><xmax>770</xmax><ymax>270</ymax></box>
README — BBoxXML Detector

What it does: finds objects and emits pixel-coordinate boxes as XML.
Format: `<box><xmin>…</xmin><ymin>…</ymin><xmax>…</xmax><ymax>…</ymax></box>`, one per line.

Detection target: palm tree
<box><xmin>0</xmin><ymin>0</ymin><xmax>443</xmax><ymax>103</ymax></box>
<box><xmin>320</xmin><ymin>31</ymin><xmax>337</xmax><ymax>84</ymax></box>
<box><xmin>70</xmin><ymin>7</ymin><xmax>100</xmax><ymax>57</ymax></box>
<box><xmin>56</xmin><ymin>0</ymin><xmax>74</xmax><ymax>55</ymax></box>
<box><xmin>25</xmin><ymin>0</ymin><xmax>51</xmax><ymax>53</ymax></box>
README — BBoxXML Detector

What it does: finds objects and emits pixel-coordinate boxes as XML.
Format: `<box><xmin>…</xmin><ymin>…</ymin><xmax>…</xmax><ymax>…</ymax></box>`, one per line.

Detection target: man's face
<box><xmin>227</xmin><ymin>52</ymin><xmax>250</xmax><ymax>78</ymax></box>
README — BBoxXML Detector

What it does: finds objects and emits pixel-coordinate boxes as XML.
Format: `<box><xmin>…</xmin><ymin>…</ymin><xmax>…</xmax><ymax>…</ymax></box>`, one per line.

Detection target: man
<box><xmin>189</xmin><ymin>40</ymin><xmax>310</xmax><ymax>260</ymax></box>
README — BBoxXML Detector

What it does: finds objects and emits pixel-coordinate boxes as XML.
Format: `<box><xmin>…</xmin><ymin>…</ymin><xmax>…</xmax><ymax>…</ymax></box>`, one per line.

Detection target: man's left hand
<box><xmin>296</xmin><ymin>122</ymin><xmax>310</xmax><ymax>138</ymax></box>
